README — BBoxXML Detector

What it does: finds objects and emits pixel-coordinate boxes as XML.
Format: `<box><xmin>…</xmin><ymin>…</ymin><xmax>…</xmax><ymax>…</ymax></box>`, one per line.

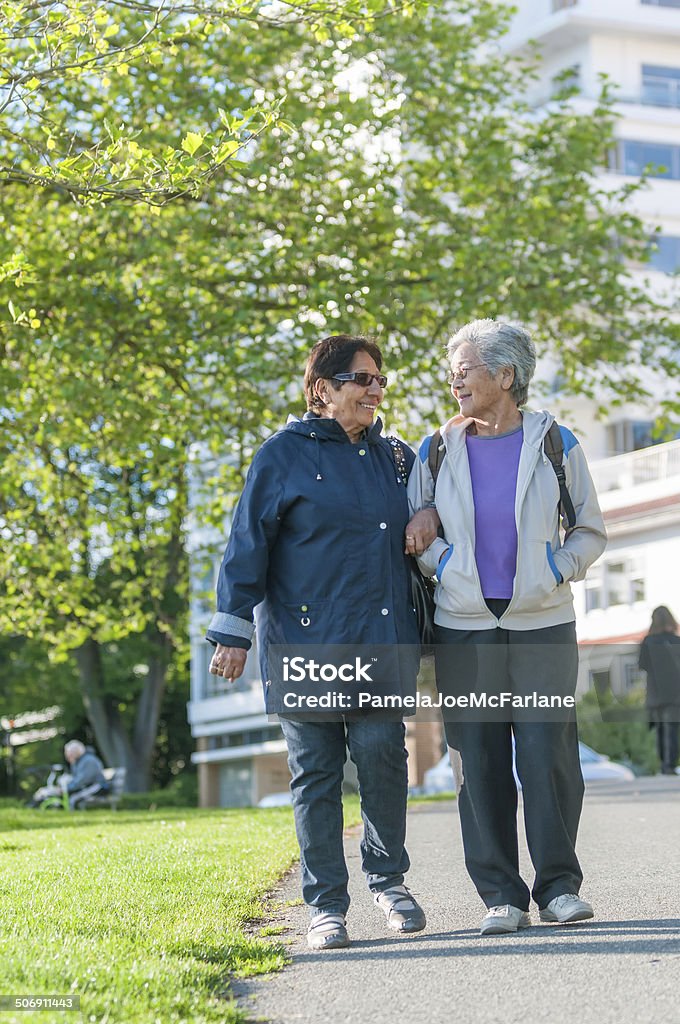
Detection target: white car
<box><xmin>422</xmin><ymin>740</ymin><xmax>635</xmax><ymax>795</ymax></box>
<box><xmin>257</xmin><ymin>791</ymin><xmax>294</xmax><ymax>808</ymax></box>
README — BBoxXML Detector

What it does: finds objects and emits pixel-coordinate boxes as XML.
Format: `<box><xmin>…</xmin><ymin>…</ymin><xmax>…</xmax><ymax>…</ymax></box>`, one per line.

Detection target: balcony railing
<box><xmin>590</xmin><ymin>438</ymin><xmax>680</xmax><ymax>493</ymax></box>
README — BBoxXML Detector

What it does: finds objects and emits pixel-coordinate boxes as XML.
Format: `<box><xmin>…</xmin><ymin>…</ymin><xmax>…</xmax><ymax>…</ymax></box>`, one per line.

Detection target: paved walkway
<box><xmin>235</xmin><ymin>778</ymin><xmax>680</xmax><ymax>1024</ymax></box>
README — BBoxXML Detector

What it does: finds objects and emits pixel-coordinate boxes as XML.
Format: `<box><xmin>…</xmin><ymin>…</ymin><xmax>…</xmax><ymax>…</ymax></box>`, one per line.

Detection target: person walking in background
<box><xmin>409</xmin><ymin>318</ymin><xmax>607</xmax><ymax>936</ymax></box>
<box><xmin>639</xmin><ymin>606</ymin><xmax>680</xmax><ymax>776</ymax></box>
<box><xmin>207</xmin><ymin>334</ymin><xmax>437</xmax><ymax>950</ymax></box>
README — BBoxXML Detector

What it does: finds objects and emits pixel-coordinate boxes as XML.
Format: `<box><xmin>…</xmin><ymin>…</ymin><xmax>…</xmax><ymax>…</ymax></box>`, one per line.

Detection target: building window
<box><xmin>649</xmin><ymin>235</ymin><xmax>680</xmax><ymax>272</ymax></box>
<box><xmin>606</xmin><ymin>419</ymin><xmax>654</xmax><ymax>454</ymax></box>
<box><xmin>623</xmin><ymin>659</ymin><xmax>646</xmax><ymax>692</ymax></box>
<box><xmin>642</xmin><ymin>64</ymin><xmax>680</xmax><ymax>107</ymax></box>
<box><xmin>606</xmin><ymin>418</ymin><xmax>680</xmax><ymax>454</ymax></box>
<box><xmin>589</xmin><ymin>669</ymin><xmax>611</xmax><ymax>698</ymax></box>
<box><xmin>553</xmin><ymin>0</ymin><xmax>578</xmax><ymax>9</ymax></box>
<box><xmin>641</xmin><ymin>0</ymin><xmax>680</xmax><ymax>8</ymax></box>
<box><xmin>606</xmin><ymin>562</ymin><xmax>628</xmax><ymax>608</ymax></box>
<box><xmin>609</xmin><ymin>140</ymin><xmax>680</xmax><ymax>179</ymax></box>
<box><xmin>585</xmin><ymin>568</ymin><xmax>603</xmax><ymax>612</ymax></box>
<box><xmin>207</xmin><ymin>726</ymin><xmax>282</xmax><ymax>751</ymax></box>
<box><xmin>584</xmin><ymin>559</ymin><xmax>645</xmax><ymax>612</ymax></box>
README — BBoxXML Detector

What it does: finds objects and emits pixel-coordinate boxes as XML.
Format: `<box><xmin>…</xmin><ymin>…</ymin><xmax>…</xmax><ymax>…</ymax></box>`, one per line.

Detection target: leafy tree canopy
<box><xmin>1</xmin><ymin>0</ymin><xmax>426</xmax><ymax>203</ymax></box>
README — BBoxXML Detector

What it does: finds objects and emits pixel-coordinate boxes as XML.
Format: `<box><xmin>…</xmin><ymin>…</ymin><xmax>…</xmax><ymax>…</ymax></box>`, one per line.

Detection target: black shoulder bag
<box><xmin>388</xmin><ymin>434</ymin><xmax>445</xmax><ymax>656</ymax></box>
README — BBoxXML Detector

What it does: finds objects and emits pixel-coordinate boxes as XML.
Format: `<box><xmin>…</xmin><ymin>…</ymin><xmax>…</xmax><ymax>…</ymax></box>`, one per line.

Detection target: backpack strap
<box><xmin>386</xmin><ymin>435</ymin><xmax>409</xmax><ymax>486</ymax></box>
<box><xmin>543</xmin><ymin>422</ymin><xmax>576</xmax><ymax>530</ymax></box>
<box><xmin>428</xmin><ymin>429</ymin><xmax>445</xmax><ymax>484</ymax></box>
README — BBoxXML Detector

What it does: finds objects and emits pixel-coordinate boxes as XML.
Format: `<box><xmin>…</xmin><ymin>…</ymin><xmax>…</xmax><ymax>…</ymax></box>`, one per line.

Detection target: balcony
<box><xmin>187</xmin><ymin>678</ymin><xmax>264</xmax><ymax>731</ymax></box>
<box><xmin>590</xmin><ymin>437</ymin><xmax>680</xmax><ymax>494</ymax></box>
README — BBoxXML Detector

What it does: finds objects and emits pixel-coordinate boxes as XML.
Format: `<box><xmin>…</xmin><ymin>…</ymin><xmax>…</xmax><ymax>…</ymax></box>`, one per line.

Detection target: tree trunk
<box><xmin>74</xmin><ymin>636</ymin><xmax>169</xmax><ymax>792</ymax></box>
<box><xmin>74</xmin><ymin>638</ymin><xmax>131</xmax><ymax>768</ymax></box>
<box><xmin>130</xmin><ymin>630</ymin><xmax>171</xmax><ymax>792</ymax></box>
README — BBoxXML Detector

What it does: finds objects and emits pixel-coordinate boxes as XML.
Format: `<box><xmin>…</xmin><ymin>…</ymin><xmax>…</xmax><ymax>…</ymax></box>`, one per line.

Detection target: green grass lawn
<box><xmin>0</xmin><ymin>800</ymin><xmax>358</xmax><ymax>1024</ymax></box>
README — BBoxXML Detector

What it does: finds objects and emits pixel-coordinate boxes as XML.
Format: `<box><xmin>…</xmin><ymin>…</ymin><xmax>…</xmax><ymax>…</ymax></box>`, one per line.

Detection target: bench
<box><xmin>75</xmin><ymin>767</ymin><xmax>127</xmax><ymax>810</ymax></box>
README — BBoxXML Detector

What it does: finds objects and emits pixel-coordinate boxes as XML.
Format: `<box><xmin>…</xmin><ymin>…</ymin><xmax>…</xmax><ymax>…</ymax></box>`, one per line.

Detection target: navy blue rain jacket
<box><xmin>206</xmin><ymin>414</ymin><xmax>420</xmax><ymax>708</ymax></box>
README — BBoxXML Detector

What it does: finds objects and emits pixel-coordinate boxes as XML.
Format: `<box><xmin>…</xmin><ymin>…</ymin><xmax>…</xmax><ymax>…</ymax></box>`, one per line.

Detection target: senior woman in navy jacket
<box><xmin>207</xmin><ymin>334</ymin><xmax>434</xmax><ymax>950</ymax></box>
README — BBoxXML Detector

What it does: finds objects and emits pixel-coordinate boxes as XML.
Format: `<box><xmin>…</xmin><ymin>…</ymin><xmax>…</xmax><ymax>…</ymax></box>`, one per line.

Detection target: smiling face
<box><xmin>449</xmin><ymin>342</ymin><xmax>516</xmax><ymax>426</ymax></box>
<box><xmin>318</xmin><ymin>349</ymin><xmax>383</xmax><ymax>443</ymax></box>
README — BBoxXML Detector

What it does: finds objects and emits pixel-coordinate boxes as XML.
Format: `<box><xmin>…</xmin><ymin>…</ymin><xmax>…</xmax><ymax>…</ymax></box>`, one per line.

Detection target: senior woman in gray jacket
<box><xmin>408</xmin><ymin>319</ymin><xmax>607</xmax><ymax>936</ymax></box>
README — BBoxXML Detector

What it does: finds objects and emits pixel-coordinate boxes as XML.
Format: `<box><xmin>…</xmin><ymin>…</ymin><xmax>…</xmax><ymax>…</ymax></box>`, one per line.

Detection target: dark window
<box><xmin>609</xmin><ymin>140</ymin><xmax>680</xmax><ymax>178</ymax></box>
<box><xmin>623</xmin><ymin>141</ymin><xmax>676</xmax><ymax>177</ymax></box>
<box><xmin>641</xmin><ymin>0</ymin><xmax>680</xmax><ymax>7</ymax></box>
<box><xmin>585</xmin><ymin>584</ymin><xmax>602</xmax><ymax>613</ymax></box>
<box><xmin>589</xmin><ymin>669</ymin><xmax>611</xmax><ymax>699</ymax></box>
<box><xmin>642</xmin><ymin>64</ymin><xmax>680</xmax><ymax>106</ymax></box>
<box><xmin>649</xmin><ymin>235</ymin><xmax>680</xmax><ymax>272</ymax></box>
<box><xmin>607</xmin><ymin>419</ymin><xmax>654</xmax><ymax>454</ymax></box>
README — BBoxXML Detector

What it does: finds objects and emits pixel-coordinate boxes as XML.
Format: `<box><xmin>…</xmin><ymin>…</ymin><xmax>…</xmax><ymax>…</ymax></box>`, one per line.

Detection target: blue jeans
<box><xmin>279</xmin><ymin>717</ymin><xmax>411</xmax><ymax>916</ymax></box>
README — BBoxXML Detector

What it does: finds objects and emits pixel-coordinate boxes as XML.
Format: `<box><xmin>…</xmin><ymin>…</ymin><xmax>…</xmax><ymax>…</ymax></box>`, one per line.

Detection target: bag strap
<box><xmin>543</xmin><ymin>422</ymin><xmax>576</xmax><ymax>530</ymax></box>
<box><xmin>386</xmin><ymin>435</ymin><xmax>409</xmax><ymax>486</ymax></box>
<box><xmin>428</xmin><ymin>429</ymin><xmax>445</xmax><ymax>484</ymax></box>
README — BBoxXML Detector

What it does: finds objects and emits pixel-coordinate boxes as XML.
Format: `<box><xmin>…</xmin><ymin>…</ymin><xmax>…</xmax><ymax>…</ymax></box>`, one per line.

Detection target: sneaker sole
<box><xmin>480</xmin><ymin>916</ymin><xmax>531</xmax><ymax>936</ymax></box>
<box><xmin>307</xmin><ymin>935</ymin><xmax>351</xmax><ymax>949</ymax></box>
<box><xmin>539</xmin><ymin>908</ymin><xmax>594</xmax><ymax>924</ymax></box>
<box><xmin>388</xmin><ymin>917</ymin><xmax>427</xmax><ymax>934</ymax></box>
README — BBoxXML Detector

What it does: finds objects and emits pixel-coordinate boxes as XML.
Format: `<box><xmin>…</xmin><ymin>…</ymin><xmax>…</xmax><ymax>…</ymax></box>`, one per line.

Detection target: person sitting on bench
<box><xmin>63</xmin><ymin>740</ymin><xmax>109</xmax><ymax>809</ymax></box>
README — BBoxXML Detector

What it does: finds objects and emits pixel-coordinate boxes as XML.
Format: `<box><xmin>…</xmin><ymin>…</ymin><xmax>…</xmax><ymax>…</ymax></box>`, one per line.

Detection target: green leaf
<box><xmin>181</xmin><ymin>132</ymin><xmax>204</xmax><ymax>156</ymax></box>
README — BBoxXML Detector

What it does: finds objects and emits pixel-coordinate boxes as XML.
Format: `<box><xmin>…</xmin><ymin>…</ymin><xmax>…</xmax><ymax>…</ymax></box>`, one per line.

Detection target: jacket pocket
<box><xmin>436</xmin><ymin>540</ymin><xmax>487</xmax><ymax>615</ymax></box>
<box><xmin>436</xmin><ymin>544</ymin><xmax>454</xmax><ymax>581</ymax></box>
<box><xmin>277</xmin><ymin>600</ymin><xmax>349</xmax><ymax>644</ymax></box>
<box><xmin>513</xmin><ymin>540</ymin><xmax>561</xmax><ymax>612</ymax></box>
<box><xmin>546</xmin><ymin>541</ymin><xmax>563</xmax><ymax>585</ymax></box>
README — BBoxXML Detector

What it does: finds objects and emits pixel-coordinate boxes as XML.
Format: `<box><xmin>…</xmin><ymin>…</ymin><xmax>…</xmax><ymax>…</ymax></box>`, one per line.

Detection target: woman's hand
<box><xmin>405</xmin><ymin>508</ymin><xmax>441</xmax><ymax>556</ymax></box>
<box><xmin>209</xmin><ymin>643</ymin><xmax>248</xmax><ymax>681</ymax></box>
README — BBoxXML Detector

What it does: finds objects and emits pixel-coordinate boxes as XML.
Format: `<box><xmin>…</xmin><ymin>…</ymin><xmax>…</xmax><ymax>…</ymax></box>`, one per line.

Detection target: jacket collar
<box><xmin>285</xmin><ymin>412</ymin><xmax>385</xmax><ymax>444</ymax></box>
<box><xmin>440</xmin><ymin>408</ymin><xmax>555</xmax><ymax>452</ymax></box>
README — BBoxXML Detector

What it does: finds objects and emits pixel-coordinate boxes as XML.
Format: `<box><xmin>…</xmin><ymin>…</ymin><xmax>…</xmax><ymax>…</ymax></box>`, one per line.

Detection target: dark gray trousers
<box><xmin>435</xmin><ymin>619</ymin><xmax>584</xmax><ymax>911</ymax></box>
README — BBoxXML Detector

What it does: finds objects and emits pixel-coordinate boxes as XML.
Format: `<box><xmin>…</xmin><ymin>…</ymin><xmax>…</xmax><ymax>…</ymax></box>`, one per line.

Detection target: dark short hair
<box><xmin>649</xmin><ymin>605</ymin><xmax>678</xmax><ymax>635</ymax></box>
<box><xmin>303</xmin><ymin>335</ymin><xmax>383</xmax><ymax>413</ymax></box>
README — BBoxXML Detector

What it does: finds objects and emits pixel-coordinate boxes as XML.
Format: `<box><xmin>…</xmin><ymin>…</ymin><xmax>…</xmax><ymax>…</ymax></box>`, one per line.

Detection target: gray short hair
<box><xmin>446</xmin><ymin>319</ymin><xmax>536</xmax><ymax>407</ymax></box>
<box><xmin>64</xmin><ymin>740</ymin><xmax>86</xmax><ymax>759</ymax></box>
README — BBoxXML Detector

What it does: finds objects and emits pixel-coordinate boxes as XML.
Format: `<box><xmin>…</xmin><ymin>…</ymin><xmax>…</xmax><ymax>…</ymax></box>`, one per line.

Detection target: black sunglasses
<box><xmin>332</xmin><ymin>371</ymin><xmax>388</xmax><ymax>388</ymax></box>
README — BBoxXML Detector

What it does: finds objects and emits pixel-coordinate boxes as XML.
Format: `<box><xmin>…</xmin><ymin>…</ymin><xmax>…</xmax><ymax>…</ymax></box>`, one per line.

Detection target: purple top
<box><xmin>465</xmin><ymin>426</ymin><xmax>523</xmax><ymax>599</ymax></box>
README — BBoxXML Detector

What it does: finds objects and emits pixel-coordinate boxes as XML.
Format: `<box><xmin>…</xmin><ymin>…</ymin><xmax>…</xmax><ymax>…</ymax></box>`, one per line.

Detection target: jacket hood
<box><xmin>284</xmin><ymin>412</ymin><xmax>386</xmax><ymax>444</ymax></box>
<box><xmin>441</xmin><ymin>408</ymin><xmax>555</xmax><ymax>452</ymax></box>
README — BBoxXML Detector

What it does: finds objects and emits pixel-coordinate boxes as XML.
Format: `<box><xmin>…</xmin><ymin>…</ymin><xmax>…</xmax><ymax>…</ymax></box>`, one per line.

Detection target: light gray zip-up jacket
<box><xmin>407</xmin><ymin>409</ymin><xmax>607</xmax><ymax>631</ymax></box>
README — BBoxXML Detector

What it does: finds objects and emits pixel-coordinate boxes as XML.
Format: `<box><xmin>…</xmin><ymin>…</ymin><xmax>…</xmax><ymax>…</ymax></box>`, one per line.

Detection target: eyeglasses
<box><xmin>332</xmin><ymin>372</ymin><xmax>388</xmax><ymax>388</ymax></box>
<box><xmin>447</xmin><ymin>363</ymin><xmax>486</xmax><ymax>385</ymax></box>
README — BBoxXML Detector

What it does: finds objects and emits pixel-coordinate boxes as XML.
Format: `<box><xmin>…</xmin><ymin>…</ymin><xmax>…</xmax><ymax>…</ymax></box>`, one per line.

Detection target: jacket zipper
<box><xmin>447</xmin><ymin>437</ymin><xmax>488</xmax><ymax>615</ymax></box>
<box><xmin>498</xmin><ymin>443</ymin><xmax>541</xmax><ymax>623</ymax></box>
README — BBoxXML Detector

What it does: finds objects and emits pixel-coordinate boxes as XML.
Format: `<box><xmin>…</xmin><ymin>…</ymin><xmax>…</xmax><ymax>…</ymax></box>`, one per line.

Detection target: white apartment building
<box><xmin>498</xmin><ymin>0</ymin><xmax>680</xmax><ymax>694</ymax></box>
<box><xmin>188</xmin><ymin>0</ymin><xmax>680</xmax><ymax>806</ymax></box>
<box><xmin>498</xmin><ymin>0</ymin><xmax>680</xmax><ymax>271</ymax></box>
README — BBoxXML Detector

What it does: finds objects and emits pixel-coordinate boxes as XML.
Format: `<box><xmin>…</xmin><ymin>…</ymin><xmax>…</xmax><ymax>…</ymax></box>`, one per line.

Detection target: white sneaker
<box><xmin>480</xmin><ymin>905</ymin><xmax>531</xmax><ymax>935</ymax></box>
<box><xmin>539</xmin><ymin>893</ymin><xmax>594</xmax><ymax>924</ymax></box>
